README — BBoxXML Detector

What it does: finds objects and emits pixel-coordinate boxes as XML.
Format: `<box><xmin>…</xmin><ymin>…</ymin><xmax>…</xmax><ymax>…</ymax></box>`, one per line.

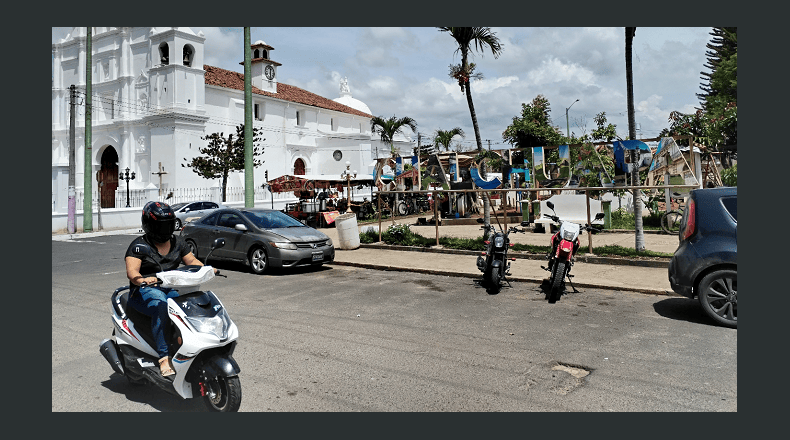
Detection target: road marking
<box><xmin>103</xmin><ymin>270</ymin><xmax>124</xmax><ymax>275</ymax></box>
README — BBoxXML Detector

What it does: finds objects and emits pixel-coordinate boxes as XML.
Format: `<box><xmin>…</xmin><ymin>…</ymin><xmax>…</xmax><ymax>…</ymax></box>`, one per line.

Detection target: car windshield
<box><xmin>242</xmin><ymin>211</ymin><xmax>306</xmax><ymax>229</ymax></box>
<box><xmin>170</xmin><ymin>202</ymin><xmax>187</xmax><ymax>211</ymax></box>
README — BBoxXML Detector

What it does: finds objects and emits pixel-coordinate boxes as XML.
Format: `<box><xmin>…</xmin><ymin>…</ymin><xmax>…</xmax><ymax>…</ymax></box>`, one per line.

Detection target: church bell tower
<box><xmin>246</xmin><ymin>40</ymin><xmax>281</xmax><ymax>94</ymax></box>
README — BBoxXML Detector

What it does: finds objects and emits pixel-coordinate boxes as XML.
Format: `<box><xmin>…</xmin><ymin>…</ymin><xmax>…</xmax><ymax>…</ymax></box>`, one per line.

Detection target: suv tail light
<box><xmin>681</xmin><ymin>199</ymin><xmax>696</xmax><ymax>240</ymax></box>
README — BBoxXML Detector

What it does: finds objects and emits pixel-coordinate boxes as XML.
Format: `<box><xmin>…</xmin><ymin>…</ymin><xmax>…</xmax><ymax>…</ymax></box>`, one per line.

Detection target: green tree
<box><xmin>698</xmin><ymin>27</ymin><xmax>737</xmax><ymax>116</ymax></box>
<box><xmin>183</xmin><ymin>124</ymin><xmax>264</xmax><ymax>202</ymax></box>
<box><xmin>439</xmin><ymin>27</ymin><xmax>502</xmax><ymax>235</ymax></box>
<box><xmin>502</xmin><ymin>95</ymin><xmax>565</xmax><ymax>182</ymax></box>
<box><xmin>371</xmin><ymin>115</ymin><xmax>417</xmax><ymax>221</ymax></box>
<box><xmin>370</xmin><ymin>115</ymin><xmax>418</xmax><ymax>157</ymax></box>
<box><xmin>569</xmin><ymin>112</ymin><xmax>618</xmax><ymax>190</ymax></box>
<box><xmin>502</xmin><ymin>95</ymin><xmax>564</xmax><ymax>149</ymax></box>
<box><xmin>433</xmin><ymin>127</ymin><xmax>465</xmax><ymax>151</ymax></box>
<box><xmin>666</xmin><ymin>28</ymin><xmax>736</xmax><ymax>165</ymax></box>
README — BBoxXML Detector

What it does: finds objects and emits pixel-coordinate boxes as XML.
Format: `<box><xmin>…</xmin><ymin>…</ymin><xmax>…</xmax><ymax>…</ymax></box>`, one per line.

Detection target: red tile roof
<box><xmin>203</xmin><ymin>65</ymin><xmax>372</xmax><ymax>118</ymax></box>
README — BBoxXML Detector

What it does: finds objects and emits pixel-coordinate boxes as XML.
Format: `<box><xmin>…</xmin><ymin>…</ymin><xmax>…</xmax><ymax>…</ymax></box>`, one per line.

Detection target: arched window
<box><xmin>183</xmin><ymin>44</ymin><xmax>194</xmax><ymax>67</ymax></box>
<box><xmin>294</xmin><ymin>158</ymin><xmax>306</xmax><ymax>175</ymax></box>
<box><xmin>159</xmin><ymin>42</ymin><xmax>169</xmax><ymax>65</ymax></box>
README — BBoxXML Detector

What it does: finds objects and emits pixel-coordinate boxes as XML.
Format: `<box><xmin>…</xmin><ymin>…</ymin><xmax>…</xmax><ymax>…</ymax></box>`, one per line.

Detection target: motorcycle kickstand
<box><xmin>565</xmin><ymin>273</ymin><xmax>580</xmax><ymax>293</ymax></box>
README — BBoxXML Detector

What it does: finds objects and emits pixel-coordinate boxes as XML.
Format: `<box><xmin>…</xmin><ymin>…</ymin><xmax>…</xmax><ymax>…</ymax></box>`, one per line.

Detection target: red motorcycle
<box><xmin>541</xmin><ymin>201</ymin><xmax>605</xmax><ymax>303</ymax></box>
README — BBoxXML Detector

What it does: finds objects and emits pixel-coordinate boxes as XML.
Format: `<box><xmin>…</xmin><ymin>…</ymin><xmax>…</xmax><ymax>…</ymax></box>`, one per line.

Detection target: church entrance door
<box><xmin>294</xmin><ymin>158</ymin><xmax>305</xmax><ymax>175</ymax></box>
<box><xmin>99</xmin><ymin>147</ymin><xmax>119</xmax><ymax>208</ymax></box>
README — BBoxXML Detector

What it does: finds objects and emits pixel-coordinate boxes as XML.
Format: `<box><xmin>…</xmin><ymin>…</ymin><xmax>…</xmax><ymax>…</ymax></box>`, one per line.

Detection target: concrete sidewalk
<box><xmin>323</xmin><ymin>219</ymin><xmax>677</xmax><ymax>296</ymax></box>
<box><xmin>52</xmin><ymin>219</ymin><xmax>677</xmax><ymax>296</ymax></box>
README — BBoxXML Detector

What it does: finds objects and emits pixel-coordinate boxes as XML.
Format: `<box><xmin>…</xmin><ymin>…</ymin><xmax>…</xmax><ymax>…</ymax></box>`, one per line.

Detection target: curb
<box><xmin>327</xmin><ymin>260</ymin><xmax>673</xmax><ymax>296</ymax></box>
<box><xmin>52</xmin><ymin>228</ymin><xmax>143</xmax><ymax>241</ymax></box>
<box><xmin>358</xmin><ymin>243</ymin><xmax>670</xmax><ymax>269</ymax></box>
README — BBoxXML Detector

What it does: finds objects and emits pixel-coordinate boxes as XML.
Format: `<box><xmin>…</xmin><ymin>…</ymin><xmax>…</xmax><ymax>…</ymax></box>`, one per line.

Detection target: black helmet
<box><xmin>141</xmin><ymin>201</ymin><xmax>176</xmax><ymax>243</ymax></box>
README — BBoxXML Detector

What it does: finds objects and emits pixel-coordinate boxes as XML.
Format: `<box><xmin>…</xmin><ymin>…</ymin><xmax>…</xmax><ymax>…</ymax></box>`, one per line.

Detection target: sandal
<box><xmin>158</xmin><ymin>356</ymin><xmax>175</xmax><ymax>377</ymax></box>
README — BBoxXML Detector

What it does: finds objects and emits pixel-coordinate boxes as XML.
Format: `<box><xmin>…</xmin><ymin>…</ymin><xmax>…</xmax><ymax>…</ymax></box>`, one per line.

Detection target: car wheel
<box><xmin>175</xmin><ymin>218</ymin><xmax>183</xmax><ymax>230</ymax></box>
<box><xmin>698</xmin><ymin>269</ymin><xmax>737</xmax><ymax>328</ymax></box>
<box><xmin>186</xmin><ymin>239</ymin><xmax>198</xmax><ymax>260</ymax></box>
<box><xmin>248</xmin><ymin>246</ymin><xmax>268</xmax><ymax>275</ymax></box>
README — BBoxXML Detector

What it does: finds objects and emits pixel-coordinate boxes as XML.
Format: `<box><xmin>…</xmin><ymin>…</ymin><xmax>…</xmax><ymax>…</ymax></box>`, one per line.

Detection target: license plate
<box><xmin>312</xmin><ymin>251</ymin><xmax>323</xmax><ymax>262</ymax></box>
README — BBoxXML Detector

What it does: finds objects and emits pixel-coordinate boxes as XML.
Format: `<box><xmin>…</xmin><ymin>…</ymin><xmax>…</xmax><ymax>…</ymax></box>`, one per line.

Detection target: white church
<box><xmin>52</xmin><ymin>27</ymin><xmax>414</xmax><ymax>229</ymax></box>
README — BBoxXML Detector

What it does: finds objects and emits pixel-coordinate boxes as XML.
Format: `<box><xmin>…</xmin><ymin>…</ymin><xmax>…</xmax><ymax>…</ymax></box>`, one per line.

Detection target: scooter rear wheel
<box><xmin>548</xmin><ymin>261</ymin><xmax>566</xmax><ymax>303</ymax></box>
<box><xmin>202</xmin><ymin>375</ymin><xmax>242</xmax><ymax>412</ymax></box>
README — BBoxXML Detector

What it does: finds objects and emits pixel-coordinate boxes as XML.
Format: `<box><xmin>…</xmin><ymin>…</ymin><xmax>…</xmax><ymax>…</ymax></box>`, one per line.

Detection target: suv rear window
<box><xmin>721</xmin><ymin>196</ymin><xmax>737</xmax><ymax>221</ymax></box>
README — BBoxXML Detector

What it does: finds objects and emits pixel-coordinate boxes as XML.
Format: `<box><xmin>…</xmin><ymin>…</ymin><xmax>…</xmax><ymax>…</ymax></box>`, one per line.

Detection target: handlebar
<box><xmin>139</xmin><ymin>278</ymin><xmax>162</xmax><ymax>289</ymax></box>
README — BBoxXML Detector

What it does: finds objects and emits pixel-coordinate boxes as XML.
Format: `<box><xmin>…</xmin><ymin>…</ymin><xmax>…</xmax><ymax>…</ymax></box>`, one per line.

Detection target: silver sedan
<box><xmin>180</xmin><ymin>208</ymin><xmax>335</xmax><ymax>274</ymax></box>
<box><xmin>170</xmin><ymin>201</ymin><xmax>225</xmax><ymax>230</ymax></box>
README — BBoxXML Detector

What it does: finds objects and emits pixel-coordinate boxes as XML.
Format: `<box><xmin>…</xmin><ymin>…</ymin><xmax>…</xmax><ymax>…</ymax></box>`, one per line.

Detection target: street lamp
<box><xmin>565</xmin><ymin>99</ymin><xmax>579</xmax><ymax>139</ymax></box>
<box><xmin>340</xmin><ymin>161</ymin><xmax>357</xmax><ymax>213</ymax></box>
<box><xmin>119</xmin><ymin>167</ymin><xmax>136</xmax><ymax>208</ymax></box>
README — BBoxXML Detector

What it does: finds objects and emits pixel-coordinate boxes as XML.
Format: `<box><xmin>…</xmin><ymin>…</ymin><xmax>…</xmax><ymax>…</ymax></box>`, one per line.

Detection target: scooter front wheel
<box><xmin>202</xmin><ymin>375</ymin><xmax>242</xmax><ymax>412</ymax></box>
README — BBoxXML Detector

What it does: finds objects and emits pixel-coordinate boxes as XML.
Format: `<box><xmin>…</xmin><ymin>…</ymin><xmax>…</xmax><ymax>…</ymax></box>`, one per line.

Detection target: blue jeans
<box><xmin>127</xmin><ymin>286</ymin><xmax>179</xmax><ymax>358</ymax></box>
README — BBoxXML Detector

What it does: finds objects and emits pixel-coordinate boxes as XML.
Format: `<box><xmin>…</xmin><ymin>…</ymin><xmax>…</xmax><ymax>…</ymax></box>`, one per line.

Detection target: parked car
<box><xmin>170</xmin><ymin>201</ymin><xmax>225</xmax><ymax>230</ymax></box>
<box><xmin>180</xmin><ymin>208</ymin><xmax>335</xmax><ymax>274</ymax></box>
<box><xmin>668</xmin><ymin>187</ymin><xmax>737</xmax><ymax>328</ymax></box>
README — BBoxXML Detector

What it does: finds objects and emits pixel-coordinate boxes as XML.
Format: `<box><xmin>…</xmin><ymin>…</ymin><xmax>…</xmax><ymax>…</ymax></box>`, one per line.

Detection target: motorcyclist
<box><xmin>124</xmin><ymin>201</ymin><xmax>214</xmax><ymax>376</ymax></box>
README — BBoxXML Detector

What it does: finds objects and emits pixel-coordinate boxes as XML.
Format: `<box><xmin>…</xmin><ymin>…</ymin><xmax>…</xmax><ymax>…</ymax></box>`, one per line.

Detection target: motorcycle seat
<box><xmin>119</xmin><ymin>290</ymin><xmax>159</xmax><ymax>352</ymax></box>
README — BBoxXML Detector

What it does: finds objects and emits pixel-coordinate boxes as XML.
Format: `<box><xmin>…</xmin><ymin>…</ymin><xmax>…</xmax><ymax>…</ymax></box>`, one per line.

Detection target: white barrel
<box><xmin>334</xmin><ymin>213</ymin><xmax>360</xmax><ymax>250</ymax></box>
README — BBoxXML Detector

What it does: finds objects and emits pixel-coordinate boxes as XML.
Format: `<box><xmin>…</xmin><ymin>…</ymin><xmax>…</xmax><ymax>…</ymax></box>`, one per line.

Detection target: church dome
<box><xmin>332</xmin><ymin>77</ymin><xmax>371</xmax><ymax>115</ymax></box>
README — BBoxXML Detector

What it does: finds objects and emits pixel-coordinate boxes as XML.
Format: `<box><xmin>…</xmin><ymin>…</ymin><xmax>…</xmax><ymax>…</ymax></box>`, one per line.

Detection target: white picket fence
<box><xmin>70</xmin><ymin>186</ymin><xmax>277</xmax><ymax>211</ymax></box>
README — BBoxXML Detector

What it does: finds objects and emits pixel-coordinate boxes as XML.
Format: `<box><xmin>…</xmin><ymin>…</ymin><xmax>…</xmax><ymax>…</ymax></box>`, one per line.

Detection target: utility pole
<box><xmin>566</xmin><ymin>98</ymin><xmax>579</xmax><ymax>139</ymax></box>
<box><xmin>487</xmin><ymin>140</ymin><xmax>491</xmax><ymax>151</ymax></box>
<box><xmin>83</xmin><ymin>27</ymin><xmax>93</xmax><ymax>233</ymax></box>
<box><xmin>243</xmin><ymin>27</ymin><xmax>254</xmax><ymax>208</ymax></box>
<box><xmin>68</xmin><ymin>84</ymin><xmax>76</xmax><ymax>234</ymax></box>
<box><xmin>416</xmin><ymin>133</ymin><xmax>421</xmax><ymax>190</ymax></box>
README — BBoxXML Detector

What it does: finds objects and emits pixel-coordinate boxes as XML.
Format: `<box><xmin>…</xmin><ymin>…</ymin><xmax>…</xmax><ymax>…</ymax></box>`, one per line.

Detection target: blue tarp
<box><xmin>613</xmin><ymin>140</ymin><xmax>652</xmax><ymax>177</ymax></box>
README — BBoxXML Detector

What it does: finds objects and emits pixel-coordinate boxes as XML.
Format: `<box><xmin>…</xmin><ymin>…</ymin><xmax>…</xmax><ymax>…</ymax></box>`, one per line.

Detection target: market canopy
<box><xmin>267</xmin><ymin>174</ymin><xmax>375</xmax><ymax>193</ymax></box>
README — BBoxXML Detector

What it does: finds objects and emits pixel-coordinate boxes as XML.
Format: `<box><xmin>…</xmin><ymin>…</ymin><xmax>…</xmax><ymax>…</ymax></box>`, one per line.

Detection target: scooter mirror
<box><xmin>595</xmin><ymin>212</ymin><xmax>605</xmax><ymax>220</ymax></box>
<box><xmin>547</xmin><ymin>201</ymin><xmax>554</xmax><ymax>210</ymax></box>
<box><xmin>476</xmin><ymin>218</ymin><xmax>485</xmax><ymax>224</ymax></box>
<box><xmin>212</xmin><ymin>238</ymin><xmax>226</xmax><ymax>250</ymax></box>
<box><xmin>520</xmin><ymin>221</ymin><xmax>530</xmax><ymax>227</ymax></box>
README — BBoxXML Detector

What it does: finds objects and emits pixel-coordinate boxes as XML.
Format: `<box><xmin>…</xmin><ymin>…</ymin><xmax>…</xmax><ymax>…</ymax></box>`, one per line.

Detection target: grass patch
<box><xmin>611</xmin><ymin>207</ymin><xmax>663</xmax><ymax>230</ymax></box>
<box><xmin>358</xmin><ymin>224</ymin><xmax>672</xmax><ymax>258</ymax></box>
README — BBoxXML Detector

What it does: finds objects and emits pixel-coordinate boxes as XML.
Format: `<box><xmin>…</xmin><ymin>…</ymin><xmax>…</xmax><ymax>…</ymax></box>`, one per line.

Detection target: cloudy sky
<box><xmin>52</xmin><ymin>27</ymin><xmax>713</xmax><ymax>150</ymax></box>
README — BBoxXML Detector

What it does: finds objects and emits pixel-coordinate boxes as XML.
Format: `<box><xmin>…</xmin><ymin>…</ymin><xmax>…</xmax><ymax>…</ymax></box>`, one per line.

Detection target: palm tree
<box><xmin>625</xmin><ymin>26</ymin><xmax>645</xmax><ymax>252</ymax></box>
<box><xmin>371</xmin><ymin>115</ymin><xmax>418</xmax><ymax>222</ymax></box>
<box><xmin>370</xmin><ymin>115</ymin><xmax>418</xmax><ymax>158</ymax></box>
<box><xmin>438</xmin><ymin>27</ymin><xmax>502</xmax><ymax>236</ymax></box>
<box><xmin>434</xmin><ymin>127</ymin><xmax>465</xmax><ymax>152</ymax></box>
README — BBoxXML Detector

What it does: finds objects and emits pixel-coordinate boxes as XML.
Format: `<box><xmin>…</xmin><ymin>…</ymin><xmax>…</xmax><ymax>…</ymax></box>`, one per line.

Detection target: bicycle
<box><xmin>660</xmin><ymin>193</ymin><xmax>686</xmax><ymax>234</ymax></box>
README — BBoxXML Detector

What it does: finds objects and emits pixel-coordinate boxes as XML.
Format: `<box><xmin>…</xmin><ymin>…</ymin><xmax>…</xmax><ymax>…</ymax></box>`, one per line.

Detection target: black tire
<box><xmin>397</xmin><ymin>201</ymin><xmax>408</xmax><ymax>216</ymax></box>
<box><xmin>202</xmin><ymin>375</ymin><xmax>242</xmax><ymax>412</ymax></box>
<box><xmin>661</xmin><ymin>211</ymin><xmax>683</xmax><ymax>234</ymax></box>
<box><xmin>248</xmin><ymin>246</ymin><xmax>268</xmax><ymax>275</ymax></box>
<box><xmin>175</xmin><ymin>218</ymin><xmax>183</xmax><ymax>230</ymax></box>
<box><xmin>698</xmin><ymin>269</ymin><xmax>737</xmax><ymax>328</ymax></box>
<box><xmin>186</xmin><ymin>239</ymin><xmax>198</xmax><ymax>259</ymax></box>
<box><xmin>489</xmin><ymin>266</ymin><xmax>502</xmax><ymax>293</ymax></box>
<box><xmin>548</xmin><ymin>261</ymin><xmax>565</xmax><ymax>303</ymax></box>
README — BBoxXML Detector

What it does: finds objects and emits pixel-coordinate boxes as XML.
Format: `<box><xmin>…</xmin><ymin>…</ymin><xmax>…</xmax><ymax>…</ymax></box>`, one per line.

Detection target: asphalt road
<box><xmin>52</xmin><ymin>234</ymin><xmax>736</xmax><ymax>412</ymax></box>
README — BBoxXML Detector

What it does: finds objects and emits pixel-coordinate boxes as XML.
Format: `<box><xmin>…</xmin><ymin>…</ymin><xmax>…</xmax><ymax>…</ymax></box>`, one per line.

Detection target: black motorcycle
<box><xmin>476</xmin><ymin>219</ymin><xmax>529</xmax><ymax>293</ymax></box>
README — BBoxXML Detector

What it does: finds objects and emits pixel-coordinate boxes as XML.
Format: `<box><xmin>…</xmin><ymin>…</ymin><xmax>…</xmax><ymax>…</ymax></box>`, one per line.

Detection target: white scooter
<box><xmin>99</xmin><ymin>238</ymin><xmax>242</xmax><ymax>412</ymax></box>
